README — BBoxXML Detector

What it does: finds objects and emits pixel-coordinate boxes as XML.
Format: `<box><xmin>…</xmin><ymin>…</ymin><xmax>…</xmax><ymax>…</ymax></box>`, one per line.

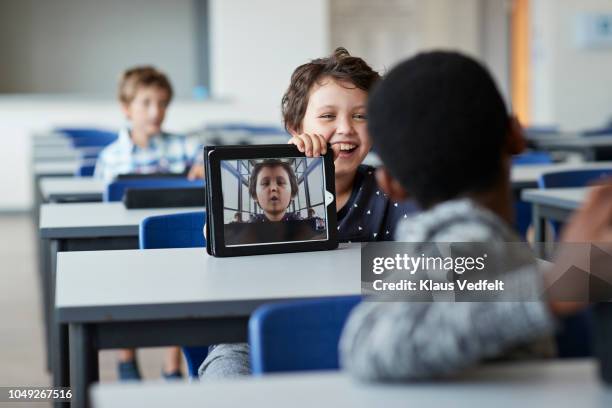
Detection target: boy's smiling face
<box><xmin>122</xmin><ymin>85</ymin><xmax>170</xmax><ymax>138</ymax></box>
<box><xmin>300</xmin><ymin>77</ymin><xmax>371</xmax><ymax>179</ymax></box>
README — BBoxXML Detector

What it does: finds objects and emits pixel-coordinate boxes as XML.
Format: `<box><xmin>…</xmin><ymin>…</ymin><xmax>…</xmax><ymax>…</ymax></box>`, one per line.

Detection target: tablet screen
<box><xmin>220</xmin><ymin>157</ymin><xmax>328</xmax><ymax>246</ymax></box>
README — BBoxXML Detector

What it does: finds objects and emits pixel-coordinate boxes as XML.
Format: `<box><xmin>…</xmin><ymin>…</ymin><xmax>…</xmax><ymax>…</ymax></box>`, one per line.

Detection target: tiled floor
<box><xmin>0</xmin><ymin>214</ymin><xmax>178</xmax><ymax>405</ymax></box>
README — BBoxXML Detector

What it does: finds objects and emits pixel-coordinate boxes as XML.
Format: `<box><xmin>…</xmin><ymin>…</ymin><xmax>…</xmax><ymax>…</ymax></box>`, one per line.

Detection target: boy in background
<box><xmin>94</xmin><ymin>66</ymin><xmax>203</xmax><ymax>182</ymax></box>
<box><xmin>95</xmin><ymin>66</ymin><xmax>203</xmax><ymax>380</ymax></box>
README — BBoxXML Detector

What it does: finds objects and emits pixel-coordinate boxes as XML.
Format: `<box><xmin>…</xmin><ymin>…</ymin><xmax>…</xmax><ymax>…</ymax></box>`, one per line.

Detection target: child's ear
<box><xmin>506</xmin><ymin>115</ymin><xmax>527</xmax><ymax>155</ymax></box>
<box><xmin>375</xmin><ymin>167</ymin><xmax>409</xmax><ymax>202</ymax></box>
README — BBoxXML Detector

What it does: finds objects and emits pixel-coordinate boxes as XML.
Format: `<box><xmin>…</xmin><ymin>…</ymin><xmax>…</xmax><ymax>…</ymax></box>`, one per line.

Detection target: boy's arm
<box><xmin>339</xmin><ymin>267</ymin><xmax>554</xmax><ymax>381</ymax></box>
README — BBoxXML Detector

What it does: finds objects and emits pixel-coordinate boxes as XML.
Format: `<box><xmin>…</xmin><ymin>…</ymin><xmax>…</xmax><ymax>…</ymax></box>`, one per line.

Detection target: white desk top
<box><xmin>521</xmin><ymin>187</ymin><xmax>587</xmax><ymax>210</ymax></box>
<box><xmin>92</xmin><ymin>360</ymin><xmax>611</xmax><ymax>408</ymax></box>
<box><xmin>32</xmin><ymin>145</ymin><xmax>102</xmax><ymax>161</ymax></box>
<box><xmin>511</xmin><ymin>161</ymin><xmax>612</xmax><ymax>185</ymax></box>
<box><xmin>56</xmin><ymin>244</ymin><xmax>361</xmax><ymax>322</ymax></box>
<box><xmin>39</xmin><ymin>202</ymin><xmax>199</xmax><ymax>238</ymax></box>
<box><xmin>535</xmin><ymin>135</ymin><xmax>612</xmax><ymax>148</ymax></box>
<box><xmin>39</xmin><ymin>177</ymin><xmax>104</xmax><ymax>201</ymax></box>
<box><xmin>33</xmin><ymin>160</ymin><xmax>81</xmax><ymax>176</ymax></box>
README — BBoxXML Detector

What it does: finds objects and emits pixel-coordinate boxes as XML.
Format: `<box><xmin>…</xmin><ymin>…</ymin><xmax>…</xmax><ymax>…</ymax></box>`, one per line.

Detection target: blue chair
<box><xmin>512</xmin><ymin>151</ymin><xmax>553</xmax><ymax>238</ymax></box>
<box><xmin>538</xmin><ymin>168</ymin><xmax>612</xmax><ymax>189</ymax></box>
<box><xmin>57</xmin><ymin>128</ymin><xmax>118</xmax><ymax>148</ymax></box>
<box><xmin>75</xmin><ymin>163</ymin><xmax>96</xmax><ymax>177</ymax></box>
<box><xmin>139</xmin><ymin>211</ymin><xmax>208</xmax><ymax>378</ymax></box>
<box><xmin>249</xmin><ymin>296</ymin><xmax>361</xmax><ymax>375</ymax></box>
<box><xmin>512</xmin><ymin>151</ymin><xmax>553</xmax><ymax>165</ymax></box>
<box><xmin>104</xmin><ymin>178</ymin><xmax>204</xmax><ymax>202</ymax></box>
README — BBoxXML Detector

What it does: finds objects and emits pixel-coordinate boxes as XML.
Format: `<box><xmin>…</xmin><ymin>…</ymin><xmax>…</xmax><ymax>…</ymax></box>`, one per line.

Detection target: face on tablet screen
<box><xmin>220</xmin><ymin>157</ymin><xmax>328</xmax><ymax>246</ymax></box>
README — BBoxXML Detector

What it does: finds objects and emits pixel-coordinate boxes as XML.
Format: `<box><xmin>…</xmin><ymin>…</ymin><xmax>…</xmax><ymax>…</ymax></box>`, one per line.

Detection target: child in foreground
<box><xmin>339</xmin><ymin>51</ymin><xmax>612</xmax><ymax>380</ymax></box>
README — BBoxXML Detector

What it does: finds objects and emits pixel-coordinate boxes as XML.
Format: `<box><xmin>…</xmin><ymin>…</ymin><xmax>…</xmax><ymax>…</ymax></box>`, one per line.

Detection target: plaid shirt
<box><xmin>94</xmin><ymin>127</ymin><xmax>203</xmax><ymax>183</ymax></box>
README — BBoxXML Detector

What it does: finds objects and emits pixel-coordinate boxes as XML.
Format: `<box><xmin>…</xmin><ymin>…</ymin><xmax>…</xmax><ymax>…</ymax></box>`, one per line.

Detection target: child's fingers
<box><xmin>288</xmin><ymin>136</ymin><xmax>305</xmax><ymax>152</ymax></box>
<box><xmin>310</xmin><ymin>133</ymin><xmax>322</xmax><ymax>156</ymax></box>
<box><xmin>299</xmin><ymin>134</ymin><xmax>314</xmax><ymax>156</ymax></box>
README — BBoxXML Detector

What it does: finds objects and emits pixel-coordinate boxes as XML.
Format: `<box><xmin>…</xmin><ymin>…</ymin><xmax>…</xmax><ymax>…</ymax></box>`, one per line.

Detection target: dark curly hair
<box><xmin>368</xmin><ymin>51</ymin><xmax>510</xmax><ymax>209</ymax></box>
<box><xmin>281</xmin><ymin>47</ymin><xmax>380</xmax><ymax>133</ymax></box>
<box><xmin>248</xmin><ymin>160</ymin><xmax>299</xmax><ymax>203</ymax></box>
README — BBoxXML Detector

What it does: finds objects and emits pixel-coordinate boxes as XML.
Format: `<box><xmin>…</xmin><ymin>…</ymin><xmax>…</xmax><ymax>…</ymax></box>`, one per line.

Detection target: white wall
<box><xmin>531</xmin><ymin>0</ymin><xmax>612</xmax><ymax>130</ymax></box>
<box><xmin>0</xmin><ymin>0</ymin><xmax>198</xmax><ymax>98</ymax></box>
<box><xmin>209</xmin><ymin>0</ymin><xmax>330</xmax><ymax>117</ymax></box>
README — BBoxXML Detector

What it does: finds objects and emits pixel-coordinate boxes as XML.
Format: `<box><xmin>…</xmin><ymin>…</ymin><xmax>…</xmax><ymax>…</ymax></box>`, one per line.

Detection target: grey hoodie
<box><xmin>339</xmin><ymin>199</ymin><xmax>556</xmax><ymax>381</ymax></box>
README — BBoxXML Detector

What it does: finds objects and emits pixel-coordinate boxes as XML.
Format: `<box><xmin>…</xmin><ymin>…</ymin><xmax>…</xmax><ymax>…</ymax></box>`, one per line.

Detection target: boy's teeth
<box><xmin>339</xmin><ymin>143</ymin><xmax>356</xmax><ymax>151</ymax></box>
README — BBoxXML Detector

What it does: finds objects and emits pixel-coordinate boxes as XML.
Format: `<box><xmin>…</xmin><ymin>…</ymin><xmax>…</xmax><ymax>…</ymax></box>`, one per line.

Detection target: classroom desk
<box><xmin>33</xmin><ymin>146</ymin><xmax>102</xmax><ymax>162</ymax></box>
<box><xmin>521</xmin><ymin>187</ymin><xmax>586</xmax><ymax>248</ymax></box>
<box><xmin>531</xmin><ymin>135</ymin><xmax>612</xmax><ymax>161</ymax></box>
<box><xmin>39</xmin><ymin>177</ymin><xmax>104</xmax><ymax>203</ymax></box>
<box><xmin>510</xmin><ymin>161</ymin><xmax>612</xmax><ymax>190</ymax></box>
<box><xmin>56</xmin><ymin>244</ymin><xmax>361</xmax><ymax>408</ymax></box>
<box><xmin>91</xmin><ymin>360</ymin><xmax>611</xmax><ymax>408</ymax></box>
<box><xmin>39</xmin><ymin>202</ymin><xmax>201</xmax><ymax>399</ymax></box>
<box><xmin>32</xmin><ymin>132</ymin><xmax>71</xmax><ymax>148</ymax></box>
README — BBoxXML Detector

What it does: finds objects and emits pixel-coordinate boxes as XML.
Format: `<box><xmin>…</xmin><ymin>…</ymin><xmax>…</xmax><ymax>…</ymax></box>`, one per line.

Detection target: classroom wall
<box><xmin>0</xmin><ymin>0</ymin><xmax>509</xmax><ymax>211</ymax></box>
<box><xmin>0</xmin><ymin>0</ymin><xmax>198</xmax><ymax>98</ymax></box>
<box><xmin>209</xmin><ymin>0</ymin><xmax>330</xmax><ymax>115</ymax></box>
<box><xmin>530</xmin><ymin>0</ymin><xmax>612</xmax><ymax>130</ymax></box>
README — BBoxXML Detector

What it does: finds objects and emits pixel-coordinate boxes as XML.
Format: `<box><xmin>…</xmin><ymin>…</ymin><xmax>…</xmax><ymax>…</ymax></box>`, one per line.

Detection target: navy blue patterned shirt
<box><xmin>336</xmin><ymin>165</ymin><xmax>418</xmax><ymax>242</ymax></box>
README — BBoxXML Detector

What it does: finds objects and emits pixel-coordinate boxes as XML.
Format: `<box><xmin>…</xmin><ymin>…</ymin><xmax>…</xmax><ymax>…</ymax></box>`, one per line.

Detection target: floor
<box><xmin>0</xmin><ymin>214</ymin><xmax>179</xmax><ymax>406</ymax></box>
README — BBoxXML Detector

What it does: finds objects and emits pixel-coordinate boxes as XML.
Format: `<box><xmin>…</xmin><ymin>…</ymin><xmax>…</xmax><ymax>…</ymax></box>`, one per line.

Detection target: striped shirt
<box><xmin>93</xmin><ymin>127</ymin><xmax>203</xmax><ymax>183</ymax></box>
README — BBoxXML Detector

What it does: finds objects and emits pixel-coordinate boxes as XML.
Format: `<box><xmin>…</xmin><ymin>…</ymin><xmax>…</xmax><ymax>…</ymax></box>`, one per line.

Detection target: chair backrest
<box><xmin>249</xmin><ymin>296</ymin><xmax>361</xmax><ymax>375</ymax></box>
<box><xmin>512</xmin><ymin>151</ymin><xmax>553</xmax><ymax>165</ymax></box>
<box><xmin>139</xmin><ymin>211</ymin><xmax>207</xmax><ymax>378</ymax></box>
<box><xmin>75</xmin><ymin>163</ymin><xmax>96</xmax><ymax>177</ymax></box>
<box><xmin>538</xmin><ymin>168</ymin><xmax>612</xmax><ymax>189</ymax></box>
<box><xmin>57</xmin><ymin>128</ymin><xmax>118</xmax><ymax>148</ymax></box>
<box><xmin>139</xmin><ymin>211</ymin><xmax>205</xmax><ymax>249</ymax></box>
<box><xmin>104</xmin><ymin>178</ymin><xmax>204</xmax><ymax>202</ymax></box>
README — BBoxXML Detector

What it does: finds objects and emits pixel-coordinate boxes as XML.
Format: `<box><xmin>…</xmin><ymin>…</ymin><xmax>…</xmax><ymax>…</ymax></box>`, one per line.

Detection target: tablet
<box><xmin>204</xmin><ymin>144</ymin><xmax>338</xmax><ymax>257</ymax></box>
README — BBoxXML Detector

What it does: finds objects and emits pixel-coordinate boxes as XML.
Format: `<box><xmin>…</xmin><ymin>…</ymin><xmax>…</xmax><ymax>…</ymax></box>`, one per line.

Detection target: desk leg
<box><xmin>52</xmin><ymin>322</ymin><xmax>69</xmax><ymax>408</ymax></box>
<box><xmin>532</xmin><ymin>204</ymin><xmax>546</xmax><ymax>258</ymax></box>
<box><xmin>40</xmin><ymin>238</ymin><xmax>52</xmax><ymax>371</ymax></box>
<box><xmin>69</xmin><ymin>324</ymin><xmax>98</xmax><ymax>408</ymax></box>
<box><xmin>50</xmin><ymin>239</ymin><xmax>70</xmax><ymax>403</ymax></box>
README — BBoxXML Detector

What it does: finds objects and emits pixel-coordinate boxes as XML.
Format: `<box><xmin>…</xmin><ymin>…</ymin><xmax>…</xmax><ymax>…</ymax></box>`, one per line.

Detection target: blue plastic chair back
<box><xmin>139</xmin><ymin>211</ymin><xmax>208</xmax><ymax>378</ymax></box>
<box><xmin>104</xmin><ymin>178</ymin><xmax>204</xmax><ymax>202</ymax></box>
<box><xmin>57</xmin><ymin>128</ymin><xmax>118</xmax><ymax>148</ymax></box>
<box><xmin>512</xmin><ymin>151</ymin><xmax>553</xmax><ymax>165</ymax></box>
<box><xmin>75</xmin><ymin>163</ymin><xmax>96</xmax><ymax>177</ymax></box>
<box><xmin>139</xmin><ymin>211</ymin><xmax>206</xmax><ymax>250</ymax></box>
<box><xmin>538</xmin><ymin>168</ymin><xmax>612</xmax><ymax>189</ymax></box>
<box><xmin>249</xmin><ymin>296</ymin><xmax>361</xmax><ymax>375</ymax></box>
<box><xmin>512</xmin><ymin>152</ymin><xmax>553</xmax><ymax>238</ymax></box>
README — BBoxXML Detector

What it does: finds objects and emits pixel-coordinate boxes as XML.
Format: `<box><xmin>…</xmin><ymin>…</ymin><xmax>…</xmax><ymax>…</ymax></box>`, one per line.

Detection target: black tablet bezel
<box><xmin>204</xmin><ymin>144</ymin><xmax>337</xmax><ymax>257</ymax></box>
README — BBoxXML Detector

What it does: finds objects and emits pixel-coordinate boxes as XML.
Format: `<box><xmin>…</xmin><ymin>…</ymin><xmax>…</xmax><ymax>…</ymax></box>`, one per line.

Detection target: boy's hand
<box><xmin>187</xmin><ymin>164</ymin><xmax>205</xmax><ymax>180</ymax></box>
<box><xmin>288</xmin><ymin>133</ymin><xmax>338</xmax><ymax>159</ymax></box>
<box><xmin>547</xmin><ymin>183</ymin><xmax>612</xmax><ymax>316</ymax></box>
